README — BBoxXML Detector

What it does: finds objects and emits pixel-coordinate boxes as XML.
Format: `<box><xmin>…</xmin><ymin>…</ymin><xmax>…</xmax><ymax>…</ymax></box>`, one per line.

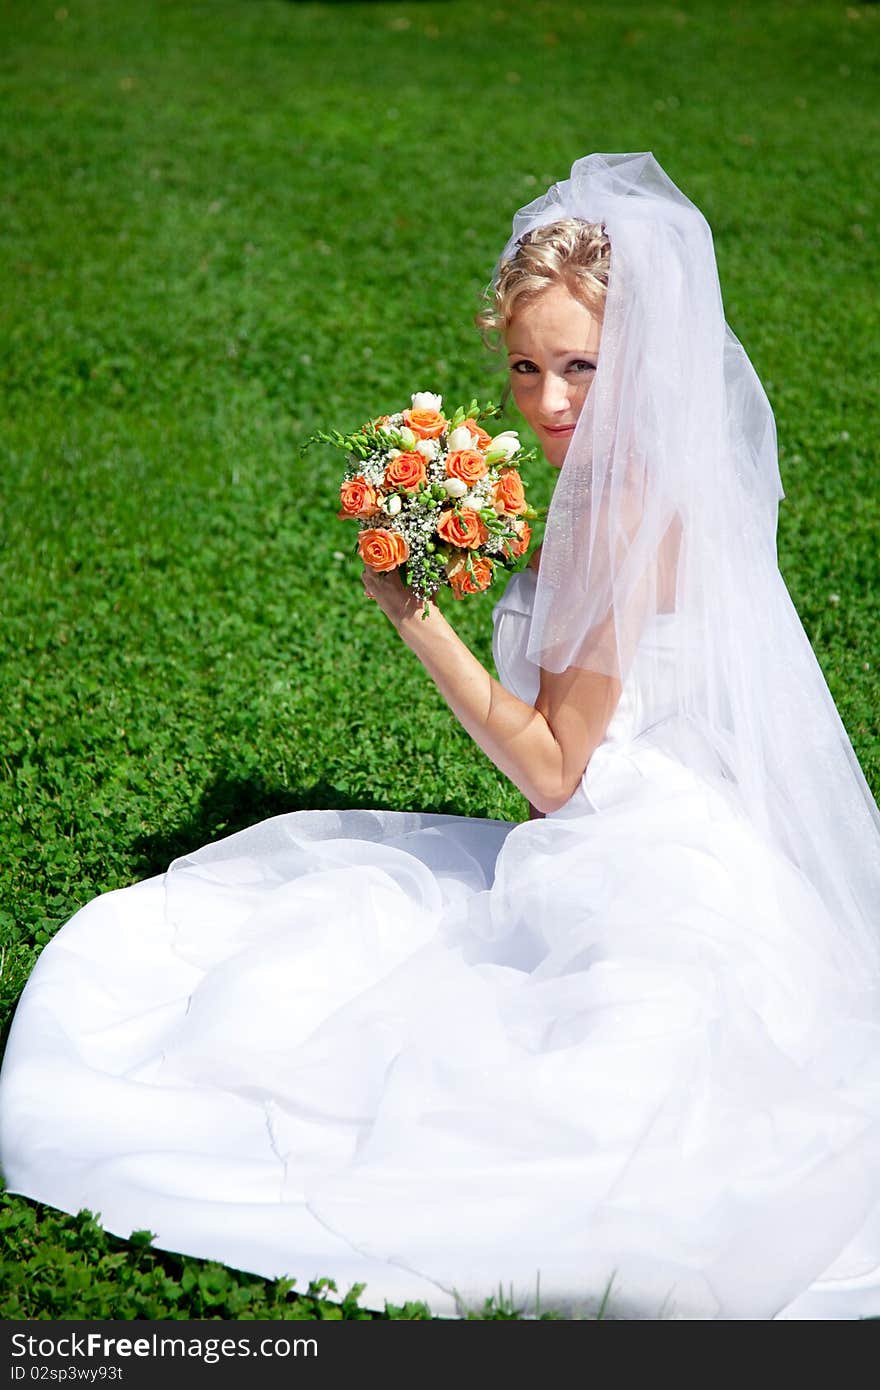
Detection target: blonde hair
<box><xmin>475</xmin><ymin>217</ymin><xmax>612</xmax><ymax>346</ymax></box>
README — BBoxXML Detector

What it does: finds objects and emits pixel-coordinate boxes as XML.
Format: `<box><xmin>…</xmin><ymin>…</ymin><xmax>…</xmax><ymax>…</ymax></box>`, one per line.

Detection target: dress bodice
<box><xmin>492</xmin><ymin>567</ymin><xmax>683</xmax><ymax>742</ymax></box>
<box><xmin>491</xmin><ymin>567</ymin><xmax>691</xmax><ymax>816</ymax></box>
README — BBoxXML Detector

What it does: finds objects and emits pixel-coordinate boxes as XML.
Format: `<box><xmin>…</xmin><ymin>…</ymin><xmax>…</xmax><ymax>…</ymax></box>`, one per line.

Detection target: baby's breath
<box><xmin>305</xmin><ymin>393</ymin><xmax>541</xmax><ymax>608</ymax></box>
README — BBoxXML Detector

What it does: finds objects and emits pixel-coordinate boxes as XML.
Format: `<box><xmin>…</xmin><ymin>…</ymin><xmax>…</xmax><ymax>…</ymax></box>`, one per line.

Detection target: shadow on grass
<box><xmin>128</xmin><ymin>768</ymin><xmax>500</xmax><ymax>880</ymax></box>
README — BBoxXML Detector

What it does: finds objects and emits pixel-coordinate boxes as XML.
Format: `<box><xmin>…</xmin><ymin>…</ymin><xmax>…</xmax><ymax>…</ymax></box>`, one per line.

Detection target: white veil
<box><xmin>492</xmin><ymin>153</ymin><xmax>880</xmax><ymax>983</ymax></box>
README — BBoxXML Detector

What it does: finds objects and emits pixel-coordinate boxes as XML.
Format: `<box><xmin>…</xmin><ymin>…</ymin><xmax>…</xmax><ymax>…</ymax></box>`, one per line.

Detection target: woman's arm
<box><xmin>526</xmin><ymin>541</ymin><xmax>549</xmax><ymax>817</ymax></box>
<box><xmin>362</xmin><ymin>568</ymin><xmax>622</xmax><ymax>815</ymax></box>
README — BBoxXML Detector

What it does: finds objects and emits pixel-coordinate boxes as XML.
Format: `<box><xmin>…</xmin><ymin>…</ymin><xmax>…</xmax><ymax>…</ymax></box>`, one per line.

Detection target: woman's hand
<box><xmin>361</xmin><ymin>566</ymin><xmax>437</xmax><ymax>633</ymax></box>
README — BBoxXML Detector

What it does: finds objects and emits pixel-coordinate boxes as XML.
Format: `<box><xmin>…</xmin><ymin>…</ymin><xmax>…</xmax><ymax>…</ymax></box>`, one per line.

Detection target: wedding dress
<box><xmin>3</xmin><ymin>149</ymin><xmax>880</xmax><ymax>1319</ymax></box>
<box><xmin>2</xmin><ymin>563</ymin><xmax>880</xmax><ymax>1321</ymax></box>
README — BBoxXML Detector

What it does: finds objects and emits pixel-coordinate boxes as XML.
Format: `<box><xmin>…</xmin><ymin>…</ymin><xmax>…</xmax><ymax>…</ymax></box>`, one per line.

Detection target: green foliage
<box><xmin>0</xmin><ymin>1183</ymin><xmax>429</xmax><ymax>1319</ymax></box>
<box><xmin>0</xmin><ymin>0</ymin><xmax>877</xmax><ymax>1321</ymax></box>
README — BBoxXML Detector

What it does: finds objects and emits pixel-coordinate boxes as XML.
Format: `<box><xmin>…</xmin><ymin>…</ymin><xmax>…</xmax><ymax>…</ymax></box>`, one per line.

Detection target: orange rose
<box><xmin>436</xmin><ymin>507</ymin><xmax>489</xmax><ymax>550</ymax></box>
<box><xmin>402</xmin><ymin>406</ymin><xmax>448</xmax><ymax>439</ymax></box>
<box><xmin>445</xmin><ymin>449</ymin><xmax>488</xmax><ymax>486</ymax></box>
<box><xmin>448</xmin><ymin>554</ymin><xmax>494</xmax><ymax>598</ymax></box>
<box><xmin>492</xmin><ymin>467</ymin><xmax>527</xmax><ymax>515</ymax></box>
<box><xmin>460</xmin><ymin>418</ymin><xmax>493</xmax><ymax>450</ymax></box>
<box><xmin>384</xmin><ymin>451</ymin><xmax>427</xmax><ymax>492</ymax></box>
<box><xmin>504</xmin><ymin>518</ymin><xmax>532</xmax><ymax>559</ymax></box>
<box><xmin>338</xmin><ymin>476</ymin><xmax>380</xmax><ymax>519</ymax></box>
<box><xmin>358</xmin><ymin>528</ymin><xmax>409</xmax><ymax>572</ymax></box>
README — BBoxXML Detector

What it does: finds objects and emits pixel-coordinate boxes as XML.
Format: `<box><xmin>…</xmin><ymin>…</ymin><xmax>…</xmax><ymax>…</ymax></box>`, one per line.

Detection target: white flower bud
<box><xmin>387</xmin><ymin>448</ymin><xmax>401</xmax><ymax>459</ymax></box>
<box><xmin>444</xmin><ymin>477</ymin><xmax>468</xmax><ymax>498</ymax></box>
<box><xmin>385</xmin><ymin>493</ymin><xmax>402</xmax><ymax>516</ymax></box>
<box><xmin>416</xmin><ymin>438</ymin><xmax>440</xmax><ymax>460</ymax></box>
<box><xmin>447</xmin><ymin>425</ymin><xmax>476</xmax><ymax>452</ymax></box>
<box><xmin>398</xmin><ymin>426</ymin><xmax>417</xmax><ymax>448</ymax></box>
<box><xmin>485</xmin><ymin>430</ymin><xmax>521</xmax><ymax>463</ymax></box>
<box><xmin>411</xmin><ymin>391</ymin><xmax>443</xmax><ymax>413</ymax></box>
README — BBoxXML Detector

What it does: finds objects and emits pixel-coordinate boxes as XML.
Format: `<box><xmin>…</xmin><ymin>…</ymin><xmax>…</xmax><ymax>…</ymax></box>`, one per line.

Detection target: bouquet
<box><xmin>307</xmin><ymin>391</ymin><xmax>539</xmax><ymax>618</ymax></box>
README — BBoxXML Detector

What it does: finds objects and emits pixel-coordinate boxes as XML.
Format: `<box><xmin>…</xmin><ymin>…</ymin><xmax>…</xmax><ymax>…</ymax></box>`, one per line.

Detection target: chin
<box><xmin>544</xmin><ymin>440</ymin><xmax>568</xmax><ymax>468</ymax></box>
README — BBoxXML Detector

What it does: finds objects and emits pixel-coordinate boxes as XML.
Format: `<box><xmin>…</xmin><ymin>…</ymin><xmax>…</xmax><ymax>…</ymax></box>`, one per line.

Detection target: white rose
<box><xmin>444</xmin><ymin>477</ymin><xmax>468</xmax><ymax>498</ymax></box>
<box><xmin>411</xmin><ymin>391</ymin><xmax>443</xmax><ymax>413</ymax></box>
<box><xmin>446</xmin><ymin>425</ymin><xmax>476</xmax><ymax>452</ymax></box>
<box><xmin>485</xmin><ymin>430</ymin><xmax>521</xmax><ymax>463</ymax></box>
<box><xmin>416</xmin><ymin>438</ymin><xmax>440</xmax><ymax>460</ymax></box>
<box><xmin>397</xmin><ymin>426</ymin><xmax>417</xmax><ymax>448</ymax></box>
<box><xmin>385</xmin><ymin>493</ymin><xmax>402</xmax><ymax>516</ymax></box>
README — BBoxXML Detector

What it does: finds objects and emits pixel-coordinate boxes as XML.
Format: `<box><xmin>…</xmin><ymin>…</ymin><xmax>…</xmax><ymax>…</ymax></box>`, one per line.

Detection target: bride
<box><xmin>2</xmin><ymin>152</ymin><xmax>880</xmax><ymax>1321</ymax></box>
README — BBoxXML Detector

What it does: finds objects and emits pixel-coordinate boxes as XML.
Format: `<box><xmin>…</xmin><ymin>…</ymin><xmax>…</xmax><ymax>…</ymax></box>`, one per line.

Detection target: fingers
<box><xmin>361</xmin><ymin>567</ymin><xmax>400</xmax><ymax>606</ymax></box>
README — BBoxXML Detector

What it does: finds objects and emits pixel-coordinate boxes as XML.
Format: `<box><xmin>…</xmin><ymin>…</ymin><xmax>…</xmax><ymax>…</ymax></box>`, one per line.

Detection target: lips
<box><xmin>542</xmin><ymin>423</ymin><xmax>576</xmax><ymax>435</ymax></box>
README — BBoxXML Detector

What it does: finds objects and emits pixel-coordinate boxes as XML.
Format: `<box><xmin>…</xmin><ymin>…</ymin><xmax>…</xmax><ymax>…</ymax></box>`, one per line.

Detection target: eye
<box><xmin>510</xmin><ymin>360</ymin><xmax>538</xmax><ymax>375</ymax></box>
<box><xmin>568</xmin><ymin>360</ymin><xmax>596</xmax><ymax>374</ymax></box>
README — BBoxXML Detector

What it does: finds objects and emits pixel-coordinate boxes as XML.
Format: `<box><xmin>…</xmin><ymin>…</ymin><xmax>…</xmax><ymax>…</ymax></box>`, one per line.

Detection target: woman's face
<box><xmin>504</xmin><ymin>283</ymin><xmax>602</xmax><ymax>467</ymax></box>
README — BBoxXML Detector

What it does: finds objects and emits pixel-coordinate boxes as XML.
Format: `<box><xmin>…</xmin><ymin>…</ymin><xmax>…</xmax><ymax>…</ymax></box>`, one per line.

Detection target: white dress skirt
<box><xmin>2</xmin><ymin>566</ymin><xmax>880</xmax><ymax>1320</ymax></box>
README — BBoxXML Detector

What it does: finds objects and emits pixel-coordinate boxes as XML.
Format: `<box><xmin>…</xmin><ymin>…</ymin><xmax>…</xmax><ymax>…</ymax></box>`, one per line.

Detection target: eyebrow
<box><xmin>506</xmin><ymin>348</ymin><xmax>599</xmax><ymax>359</ymax></box>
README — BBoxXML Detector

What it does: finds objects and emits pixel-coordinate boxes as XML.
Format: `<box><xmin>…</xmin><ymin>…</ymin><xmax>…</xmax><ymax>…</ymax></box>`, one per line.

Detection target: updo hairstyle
<box><xmin>475</xmin><ymin>217</ymin><xmax>612</xmax><ymax>347</ymax></box>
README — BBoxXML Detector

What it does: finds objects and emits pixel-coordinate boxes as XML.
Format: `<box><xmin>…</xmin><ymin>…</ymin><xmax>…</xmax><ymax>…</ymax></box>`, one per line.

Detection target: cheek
<box><xmin>577</xmin><ymin>375</ymin><xmax>596</xmax><ymax>407</ymax></box>
<box><xmin>567</xmin><ymin>381</ymin><xmax>590</xmax><ymax>420</ymax></box>
<box><xmin>510</xmin><ymin>377</ymin><xmax>535</xmax><ymax>423</ymax></box>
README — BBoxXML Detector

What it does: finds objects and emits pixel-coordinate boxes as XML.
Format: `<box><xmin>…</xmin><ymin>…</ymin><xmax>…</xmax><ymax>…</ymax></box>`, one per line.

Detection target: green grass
<box><xmin>1</xmin><ymin>0</ymin><xmax>878</xmax><ymax>1319</ymax></box>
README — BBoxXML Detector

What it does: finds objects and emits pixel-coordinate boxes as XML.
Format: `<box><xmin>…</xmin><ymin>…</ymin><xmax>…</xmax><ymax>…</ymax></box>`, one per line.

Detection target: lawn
<box><xmin>1</xmin><ymin>0</ymin><xmax>878</xmax><ymax>1319</ymax></box>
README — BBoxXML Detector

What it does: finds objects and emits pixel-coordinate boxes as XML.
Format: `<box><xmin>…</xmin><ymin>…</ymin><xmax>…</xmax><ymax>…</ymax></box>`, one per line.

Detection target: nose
<box><xmin>538</xmin><ymin>370</ymin><xmax>571</xmax><ymax>419</ymax></box>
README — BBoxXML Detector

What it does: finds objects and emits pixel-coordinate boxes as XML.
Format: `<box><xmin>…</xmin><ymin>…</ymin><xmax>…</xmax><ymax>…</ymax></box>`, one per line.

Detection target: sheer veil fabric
<box><xmin>504</xmin><ymin>153</ymin><xmax>880</xmax><ymax>986</ymax></box>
